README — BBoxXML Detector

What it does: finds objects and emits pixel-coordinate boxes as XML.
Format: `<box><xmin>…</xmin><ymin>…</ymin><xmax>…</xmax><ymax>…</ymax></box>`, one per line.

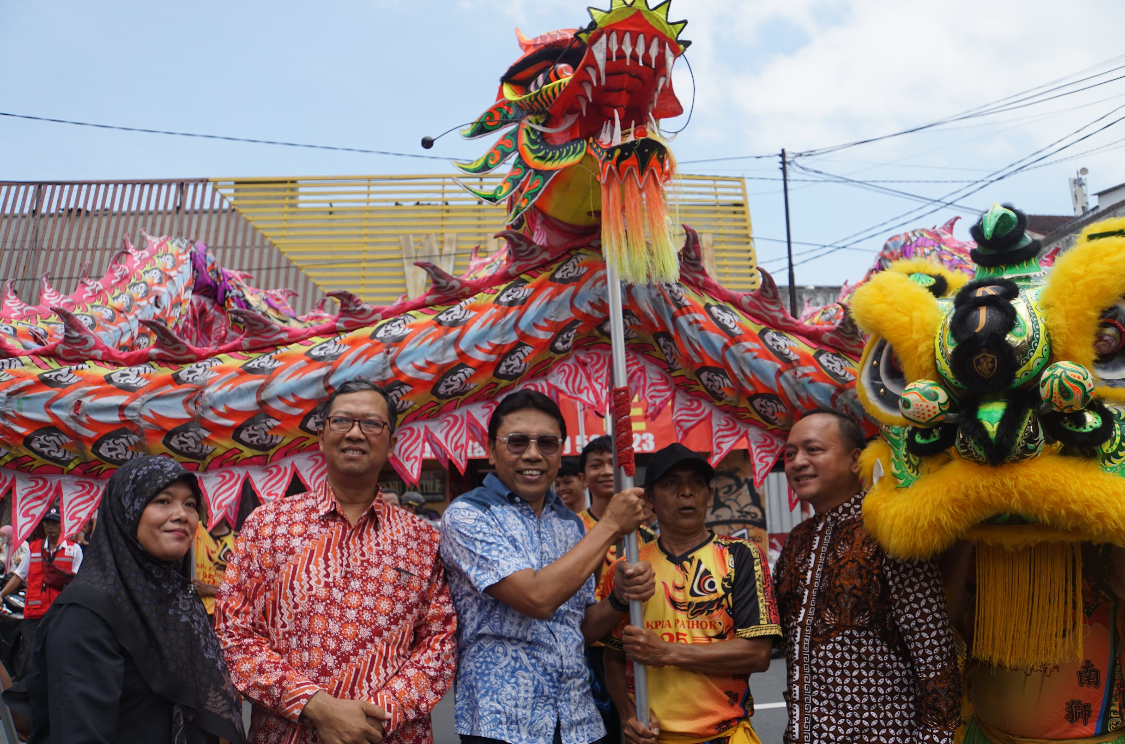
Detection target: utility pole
<box><xmin>780</xmin><ymin>149</ymin><xmax>797</xmax><ymax>317</ymax></box>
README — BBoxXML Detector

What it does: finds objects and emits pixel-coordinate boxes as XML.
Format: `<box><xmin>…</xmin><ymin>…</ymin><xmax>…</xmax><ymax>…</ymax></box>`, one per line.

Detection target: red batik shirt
<box><xmin>215</xmin><ymin>482</ymin><xmax>457</xmax><ymax>744</ymax></box>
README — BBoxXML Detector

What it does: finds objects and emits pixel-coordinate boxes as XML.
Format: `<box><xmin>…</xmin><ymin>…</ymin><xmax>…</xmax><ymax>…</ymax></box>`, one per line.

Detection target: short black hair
<box><xmin>578</xmin><ymin>435</ymin><xmax>613</xmax><ymax>472</ymax></box>
<box><xmin>798</xmin><ymin>407</ymin><xmax>866</xmax><ymax>452</ymax></box>
<box><xmin>317</xmin><ymin>378</ymin><xmax>398</xmax><ymax>433</ymax></box>
<box><xmin>488</xmin><ymin>390</ymin><xmax>567</xmax><ymax>441</ymax></box>
<box><xmin>557</xmin><ymin>457</ymin><xmax>580</xmax><ymax>478</ymax></box>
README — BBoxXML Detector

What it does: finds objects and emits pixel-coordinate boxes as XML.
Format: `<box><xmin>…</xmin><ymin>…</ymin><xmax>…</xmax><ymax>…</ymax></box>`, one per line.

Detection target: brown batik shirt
<box><xmin>773</xmin><ymin>491</ymin><xmax>960</xmax><ymax>744</ymax></box>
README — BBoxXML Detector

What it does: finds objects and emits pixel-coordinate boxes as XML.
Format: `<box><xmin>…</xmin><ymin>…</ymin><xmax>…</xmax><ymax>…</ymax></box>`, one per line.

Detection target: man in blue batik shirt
<box><xmin>442</xmin><ymin>391</ymin><xmax>655</xmax><ymax>744</ymax></box>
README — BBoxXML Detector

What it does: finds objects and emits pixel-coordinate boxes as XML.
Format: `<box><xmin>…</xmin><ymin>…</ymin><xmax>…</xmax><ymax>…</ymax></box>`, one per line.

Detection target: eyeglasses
<box><xmin>499</xmin><ymin>434</ymin><xmax>562</xmax><ymax>457</ymax></box>
<box><xmin>325</xmin><ymin>416</ymin><xmax>391</xmax><ymax>436</ymax></box>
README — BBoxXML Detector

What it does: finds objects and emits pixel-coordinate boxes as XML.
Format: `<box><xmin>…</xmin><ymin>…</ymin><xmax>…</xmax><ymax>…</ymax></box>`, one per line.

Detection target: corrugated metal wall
<box><xmin>763</xmin><ymin>471</ymin><xmax>810</xmax><ymax>534</ymax></box>
<box><xmin>0</xmin><ymin>180</ymin><xmax>323</xmax><ymax>314</ymax></box>
<box><xmin>215</xmin><ymin>174</ymin><xmax>759</xmax><ymax>305</ymax></box>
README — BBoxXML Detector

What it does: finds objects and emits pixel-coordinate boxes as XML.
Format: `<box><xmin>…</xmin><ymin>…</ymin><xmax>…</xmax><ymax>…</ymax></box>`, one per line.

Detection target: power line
<box><xmin>690</xmin><ymin>55</ymin><xmax>1125</xmax><ymax>165</ymax></box>
<box><xmin>0</xmin><ymin>111</ymin><xmax>451</xmax><ymax>161</ymax></box>
<box><xmin>772</xmin><ymin>102</ymin><xmax>1125</xmax><ymax>267</ymax></box>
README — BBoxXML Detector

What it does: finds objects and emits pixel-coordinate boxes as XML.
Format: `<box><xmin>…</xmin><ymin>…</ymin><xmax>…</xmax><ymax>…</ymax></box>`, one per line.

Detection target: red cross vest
<box><xmin>25</xmin><ymin>539</ymin><xmax>78</xmax><ymax>620</ymax></box>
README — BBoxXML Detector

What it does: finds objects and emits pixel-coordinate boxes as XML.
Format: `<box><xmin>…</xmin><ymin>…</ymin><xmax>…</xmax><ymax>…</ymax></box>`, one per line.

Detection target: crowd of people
<box><xmin>3</xmin><ymin>377</ymin><xmax>973</xmax><ymax>744</ymax></box>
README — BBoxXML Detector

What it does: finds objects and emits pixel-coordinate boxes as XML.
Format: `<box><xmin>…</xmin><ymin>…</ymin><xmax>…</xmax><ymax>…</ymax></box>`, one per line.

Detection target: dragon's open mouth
<box><xmin>454</xmin><ymin>1</ymin><xmax>690</xmax><ymax>283</ymax></box>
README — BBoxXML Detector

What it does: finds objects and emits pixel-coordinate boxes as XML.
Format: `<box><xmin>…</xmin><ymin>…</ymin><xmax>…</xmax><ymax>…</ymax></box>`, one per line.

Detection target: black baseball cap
<box><xmin>42</xmin><ymin>507</ymin><xmax>62</xmax><ymax>523</ymax></box>
<box><xmin>643</xmin><ymin>443</ymin><xmax>715</xmax><ymax>489</ymax></box>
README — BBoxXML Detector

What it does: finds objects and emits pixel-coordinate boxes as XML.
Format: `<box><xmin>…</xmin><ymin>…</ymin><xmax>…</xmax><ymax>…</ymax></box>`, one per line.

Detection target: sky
<box><xmin>3</xmin><ymin>0</ymin><xmax>1125</xmax><ymax>286</ymax></box>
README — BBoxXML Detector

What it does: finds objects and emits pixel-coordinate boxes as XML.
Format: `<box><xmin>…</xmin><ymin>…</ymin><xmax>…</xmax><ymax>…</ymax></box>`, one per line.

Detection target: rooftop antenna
<box><xmin>1069</xmin><ymin>167</ymin><xmax>1089</xmax><ymax>216</ymax></box>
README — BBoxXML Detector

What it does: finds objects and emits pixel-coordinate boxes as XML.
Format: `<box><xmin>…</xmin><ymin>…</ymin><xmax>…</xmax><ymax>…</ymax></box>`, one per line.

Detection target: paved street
<box><xmin>430</xmin><ymin>653</ymin><xmax>789</xmax><ymax>744</ymax></box>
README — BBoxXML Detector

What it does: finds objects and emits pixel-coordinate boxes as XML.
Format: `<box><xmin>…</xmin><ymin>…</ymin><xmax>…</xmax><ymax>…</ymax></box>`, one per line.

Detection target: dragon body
<box><xmin>0</xmin><ymin>0</ymin><xmax>952</xmax><ymax>551</ymax></box>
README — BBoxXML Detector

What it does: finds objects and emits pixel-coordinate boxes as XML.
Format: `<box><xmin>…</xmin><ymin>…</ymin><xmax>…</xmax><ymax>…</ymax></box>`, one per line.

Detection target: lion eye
<box><xmin>1095</xmin><ymin>325</ymin><xmax>1123</xmax><ymax>358</ymax></box>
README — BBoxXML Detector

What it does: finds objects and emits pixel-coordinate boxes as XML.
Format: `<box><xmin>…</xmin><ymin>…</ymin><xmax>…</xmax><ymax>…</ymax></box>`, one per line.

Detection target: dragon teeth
<box><xmin>582</xmin><ymin>80</ymin><xmax>593</xmax><ymax>99</ymax></box>
<box><xmin>622</xmin><ymin>32</ymin><xmax>632</xmax><ymax>66</ymax></box>
<box><xmin>585</xmin><ymin>66</ymin><xmax>597</xmax><ymax>86</ymax></box>
<box><xmin>612</xmin><ymin>110</ymin><xmax>622</xmax><ymax>146</ymax></box>
<box><xmin>578</xmin><ymin>96</ymin><xmax>587</xmax><ymax>116</ymax></box>
<box><xmin>649</xmin><ymin>37</ymin><xmax>660</xmax><ymax>68</ymax></box>
<box><xmin>656</xmin><ymin>75</ymin><xmax>666</xmax><ymax>94</ymax></box>
<box><xmin>591</xmin><ymin>35</ymin><xmax>607</xmax><ymax>85</ymax></box>
<box><xmin>637</xmin><ymin>34</ymin><xmax>645</xmax><ymax>65</ymax></box>
<box><xmin>609</xmin><ymin>31</ymin><xmax>618</xmax><ymax>62</ymax></box>
<box><xmin>665</xmin><ymin>42</ymin><xmax>675</xmax><ymax>72</ymax></box>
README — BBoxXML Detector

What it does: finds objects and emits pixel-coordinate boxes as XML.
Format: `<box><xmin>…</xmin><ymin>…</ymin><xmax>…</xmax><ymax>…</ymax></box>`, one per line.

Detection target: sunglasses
<box><xmin>499</xmin><ymin>433</ymin><xmax>562</xmax><ymax>457</ymax></box>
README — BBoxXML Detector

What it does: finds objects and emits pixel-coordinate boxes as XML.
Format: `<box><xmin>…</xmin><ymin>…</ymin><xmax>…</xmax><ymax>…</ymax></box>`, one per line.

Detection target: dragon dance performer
<box><xmin>602</xmin><ymin>443</ymin><xmax>780</xmax><ymax>744</ymax></box>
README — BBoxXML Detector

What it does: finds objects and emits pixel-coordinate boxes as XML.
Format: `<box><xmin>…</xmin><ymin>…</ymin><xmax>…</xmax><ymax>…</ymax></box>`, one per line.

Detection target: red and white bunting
<box><xmin>247</xmin><ymin>459</ymin><xmax>296</xmax><ymax>504</ymax></box>
<box><xmin>423</xmin><ymin>423</ymin><xmax>451</xmax><ymax>471</ymax></box>
<box><xmin>197</xmin><ymin>469</ymin><xmax>245</xmax><ymax>529</ymax></box>
<box><xmin>389</xmin><ymin>423</ymin><xmax>425</xmax><ymax>485</ymax></box>
<box><xmin>60</xmin><ymin>478</ymin><xmax>103</xmax><ymax>542</ymax></box>
<box><xmin>747</xmin><ymin>427</ymin><xmax>787</xmax><ymax>489</ymax></box>
<box><xmin>291</xmin><ymin>451</ymin><xmax>326</xmax><ymax>493</ymax></box>
<box><xmin>12</xmin><ymin>474</ymin><xmax>59</xmax><ymax>547</ymax></box>
<box><xmin>435</xmin><ymin>410</ymin><xmax>469</xmax><ymax>474</ymax></box>
<box><xmin>710</xmin><ymin>411</ymin><xmax>748</xmax><ymax>465</ymax></box>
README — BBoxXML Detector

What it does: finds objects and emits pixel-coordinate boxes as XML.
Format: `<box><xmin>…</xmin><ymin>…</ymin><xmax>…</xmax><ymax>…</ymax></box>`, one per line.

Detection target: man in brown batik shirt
<box><xmin>773</xmin><ymin>408</ymin><xmax>960</xmax><ymax>744</ymax></box>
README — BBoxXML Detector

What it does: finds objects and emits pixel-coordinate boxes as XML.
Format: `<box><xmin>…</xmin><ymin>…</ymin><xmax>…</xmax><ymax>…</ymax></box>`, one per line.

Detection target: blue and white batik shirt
<box><xmin>440</xmin><ymin>473</ymin><xmax>604</xmax><ymax>744</ymax></box>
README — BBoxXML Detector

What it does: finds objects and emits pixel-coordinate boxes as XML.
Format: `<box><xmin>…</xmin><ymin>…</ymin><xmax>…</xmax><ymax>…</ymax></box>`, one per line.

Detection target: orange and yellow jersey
<box><xmin>604</xmin><ymin>533</ymin><xmax>782</xmax><ymax>744</ymax></box>
<box><xmin>579</xmin><ymin>507</ymin><xmax>657</xmax><ymax>601</ymax></box>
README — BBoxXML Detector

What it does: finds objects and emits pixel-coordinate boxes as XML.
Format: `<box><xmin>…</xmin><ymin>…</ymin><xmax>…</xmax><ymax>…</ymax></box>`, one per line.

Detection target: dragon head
<box><xmin>851</xmin><ymin>204</ymin><xmax>1125</xmax><ymax>669</ymax></box>
<box><xmin>455</xmin><ymin>0</ymin><xmax>689</xmax><ymax>283</ymax></box>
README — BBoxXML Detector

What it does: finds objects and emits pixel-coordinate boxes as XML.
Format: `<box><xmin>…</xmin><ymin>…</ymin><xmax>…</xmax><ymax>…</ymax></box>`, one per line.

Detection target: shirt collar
<box><xmin>316</xmin><ymin>479</ymin><xmax>384</xmax><ymax>522</ymax></box>
<box><xmin>818</xmin><ymin>488</ymin><xmax>867</xmax><ymax>521</ymax></box>
<box><xmin>484</xmin><ymin>473</ymin><xmax>562</xmax><ymax>513</ymax></box>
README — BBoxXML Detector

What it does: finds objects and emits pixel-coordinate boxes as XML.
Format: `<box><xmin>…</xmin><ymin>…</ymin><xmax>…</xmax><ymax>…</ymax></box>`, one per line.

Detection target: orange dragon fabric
<box><xmin>215</xmin><ymin>482</ymin><xmax>457</xmax><ymax>744</ymax></box>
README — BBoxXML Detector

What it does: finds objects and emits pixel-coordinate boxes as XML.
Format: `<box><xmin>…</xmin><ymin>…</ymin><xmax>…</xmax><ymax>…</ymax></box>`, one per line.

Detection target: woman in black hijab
<box><xmin>24</xmin><ymin>455</ymin><xmax>245</xmax><ymax>743</ymax></box>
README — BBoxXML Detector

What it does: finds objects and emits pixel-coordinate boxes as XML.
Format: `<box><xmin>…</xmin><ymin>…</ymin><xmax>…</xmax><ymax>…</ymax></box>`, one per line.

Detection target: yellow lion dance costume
<box><xmin>850</xmin><ymin>203</ymin><xmax>1125</xmax><ymax>743</ymax></box>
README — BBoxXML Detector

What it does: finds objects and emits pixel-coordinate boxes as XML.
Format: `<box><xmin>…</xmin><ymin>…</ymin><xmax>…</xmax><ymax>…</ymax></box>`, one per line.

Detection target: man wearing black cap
<box><xmin>0</xmin><ymin>506</ymin><xmax>83</xmax><ymax>676</ymax></box>
<box><xmin>603</xmin><ymin>443</ymin><xmax>781</xmax><ymax>744</ymax></box>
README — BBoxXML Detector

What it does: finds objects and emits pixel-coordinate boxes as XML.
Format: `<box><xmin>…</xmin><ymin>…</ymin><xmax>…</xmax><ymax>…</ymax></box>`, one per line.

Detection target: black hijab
<box><xmin>54</xmin><ymin>455</ymin><xmax>245</xmax><ymax>744</ymax></box>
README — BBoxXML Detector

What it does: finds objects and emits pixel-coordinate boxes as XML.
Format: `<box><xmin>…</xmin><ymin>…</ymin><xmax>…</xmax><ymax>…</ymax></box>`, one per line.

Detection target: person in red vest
<box><xmin>0</xmin><ymin>507</ymin><xmax>83</xmax><ymax>676</ymax></box>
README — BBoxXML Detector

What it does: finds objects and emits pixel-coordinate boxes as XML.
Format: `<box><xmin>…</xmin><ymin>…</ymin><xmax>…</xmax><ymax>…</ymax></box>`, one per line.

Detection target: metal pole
<box><xmin>576</xmin><ymin>401</ymin><xmax>591</xmax><ymax>510</ymax></box>
<box><xmin>604</xmin><ymin>256</ymin><xmax>649</xmax><ymax>725</ymax></box>
<box><xmin>781</xmin><ymin>149</ymin><xmax>798</xmax><ymax>318</ymax></box>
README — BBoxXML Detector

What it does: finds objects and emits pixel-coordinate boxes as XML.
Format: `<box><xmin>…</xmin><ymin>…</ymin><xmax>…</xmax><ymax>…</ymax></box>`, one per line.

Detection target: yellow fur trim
<box><xmin>883</xmin><ymin>257</ymin><xmax>969</xmax><ymax>296</ymax></box>
<box><xmin>862</xmin><ymin>453</ymin><xmax>1125</xmax><ymax>560</ymax></box>
<box><xmin>850</xmin><ymin>268</ymin><xmax>944</xmax><ymax>383</ymax></box>
<box><xmin>1040</xmin><ymin>219</ymin><xmax>1125</xmax><ymax>398</ymax></box>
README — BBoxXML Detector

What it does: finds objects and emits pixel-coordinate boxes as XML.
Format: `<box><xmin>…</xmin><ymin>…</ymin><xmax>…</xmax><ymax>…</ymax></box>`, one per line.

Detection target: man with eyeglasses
<box><xmin>441</xmin><ymin>390</ymin><xmax>656</xmax><ymax>744</ymax></box>
<box><xmin>217</xmin><ymin>378</ymin><xmax>458</xmax><ymax>744</ymax></box>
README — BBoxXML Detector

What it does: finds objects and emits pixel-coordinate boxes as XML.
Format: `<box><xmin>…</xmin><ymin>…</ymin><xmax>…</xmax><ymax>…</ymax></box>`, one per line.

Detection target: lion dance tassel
<box><xmin>973</xmin><ymin>542</ymin><xmax>1084</xmax><ymax>669</ymax></box>
<box><xmin>599</xmin><ymin>138</ymin><xmax>679</xmax><ymax>285</ymax></box>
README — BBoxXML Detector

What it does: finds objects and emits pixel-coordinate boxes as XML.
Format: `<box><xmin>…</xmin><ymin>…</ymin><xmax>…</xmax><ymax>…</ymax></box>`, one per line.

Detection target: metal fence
<box><xmin>0</xmin><ymin>180</ymin><xmax>323</xmax><ymax>313</ymax></box>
